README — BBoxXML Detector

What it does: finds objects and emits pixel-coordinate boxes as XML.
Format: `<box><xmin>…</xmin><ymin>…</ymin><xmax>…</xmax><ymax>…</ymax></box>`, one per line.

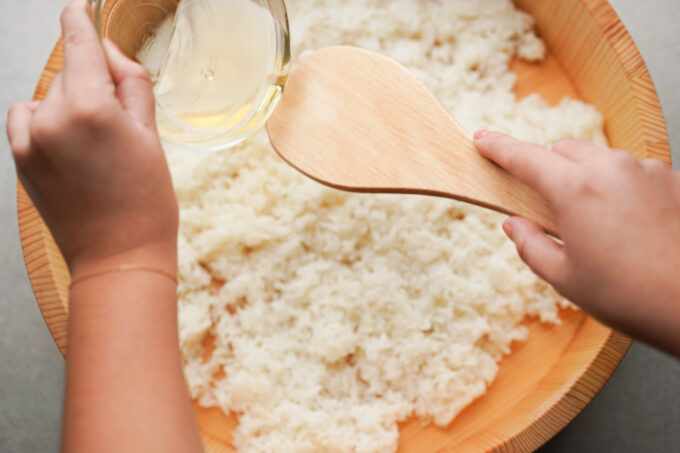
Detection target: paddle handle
<box><xmin>418</xmin><ymin>133</ymin><xmax>559</xmax><ymax>236</ymax></box>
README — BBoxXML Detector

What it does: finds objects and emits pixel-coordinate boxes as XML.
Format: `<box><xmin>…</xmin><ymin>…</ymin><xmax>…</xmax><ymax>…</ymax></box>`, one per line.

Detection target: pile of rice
<box><xmin>164</xmin><ymin>1</ymin><xmax>607</xmax><ymax>452</ymax></box>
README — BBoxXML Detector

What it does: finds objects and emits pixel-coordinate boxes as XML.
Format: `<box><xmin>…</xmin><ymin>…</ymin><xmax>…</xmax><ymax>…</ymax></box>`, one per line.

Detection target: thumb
<box><xmin>7</xmin><ymin>101</ymin><xmax>40</xmax><ymax>162</ymax></box>
<box><xmin>102</xmin><ymin>38</ymin><xmax>156</xmax><ymax>129</ymax></box>
<box><xmin>503</xmin><ymin>216</ymin><xmax>569</xmax><ymax>289</ymax></box>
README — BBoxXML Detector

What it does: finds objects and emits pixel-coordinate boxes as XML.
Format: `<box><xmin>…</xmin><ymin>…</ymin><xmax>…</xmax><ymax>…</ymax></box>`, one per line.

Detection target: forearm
<box><xmin>5</xmin><ymin>1</ymin><xmax>199</xmax><ymax>449</ymax></box>
<box><xmin>62</xmin><ymin>268</ymin><xmax>202</xmax><ymax>453</ymax></box>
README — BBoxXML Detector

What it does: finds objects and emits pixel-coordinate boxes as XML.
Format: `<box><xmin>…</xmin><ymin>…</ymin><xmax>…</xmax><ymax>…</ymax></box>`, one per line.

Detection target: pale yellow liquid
<box><xmin>137</xmin><ymin>0</ymin><xmax>285</xmax><ymax>149</ymax></box>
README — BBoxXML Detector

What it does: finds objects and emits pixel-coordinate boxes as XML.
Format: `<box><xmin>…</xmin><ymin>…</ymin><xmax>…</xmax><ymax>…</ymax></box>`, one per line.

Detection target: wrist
<box><xmin>69</xmin><ymin>243</ymin><xmax>177</xmax><ymax>283</ymax></box>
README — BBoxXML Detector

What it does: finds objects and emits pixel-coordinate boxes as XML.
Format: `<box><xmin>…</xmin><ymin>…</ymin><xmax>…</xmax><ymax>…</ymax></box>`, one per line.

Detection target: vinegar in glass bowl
<box><xmin>89</xmin><ymin>0</ymin><xmax>290</xmax><ymax>151</ymax></box>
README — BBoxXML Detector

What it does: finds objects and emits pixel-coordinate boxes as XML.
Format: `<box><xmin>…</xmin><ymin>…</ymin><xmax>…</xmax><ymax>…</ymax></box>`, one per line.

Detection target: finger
<box><xmin>551</xmin><ymin>139</ymin><xmax>605</xmax><ymax>162</ymax></box>
<box><xmin>34</xmin><ymin>73</ymin><xmax>68</xmax><ymax>134</ymax></box>
<box><xmin>474</xmin><ymin>131</ymin><xmax>570</xmax><ymax>200</ymax></box>
<box><xmin>41</xmin><ymin>72</ymin><xmax>65</xmax><ymax>105</ymax></box>
<box><xmin>7</xmin><ymin>102</ymin><xmax>40</xmax><ymax>161</ymax></box>
<box><xmin>103</xmin><ymin>38</ymin><xmax>156</xmax><ymax>128</ymax></box>
<box><xmin>503</xmin><ymin>216</ymin><xmax>569</xmax><ymax>288</ymax></box>
<box><xmin>61</xmin><ymin>0</ymin><xmax>111</xmax><ymax>92</ymax></box>
<box><xmin>640</xmin><ymin>157</ymin><xmax>669</xmax><ymax>173</ymax></box>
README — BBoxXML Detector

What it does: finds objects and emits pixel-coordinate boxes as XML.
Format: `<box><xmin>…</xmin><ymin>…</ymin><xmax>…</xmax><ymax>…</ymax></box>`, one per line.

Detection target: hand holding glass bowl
<box><xmin>87</xmin><ymin>0</ymin><xmax>290</xmax><ymax>151</ymax></box>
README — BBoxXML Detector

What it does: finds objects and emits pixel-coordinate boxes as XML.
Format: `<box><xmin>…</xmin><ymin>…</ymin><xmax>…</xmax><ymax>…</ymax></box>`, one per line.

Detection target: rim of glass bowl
<box><xmin>86</xmin><ymin>0</ymin><xmax>291</xmax><ymax>152</ymax></box>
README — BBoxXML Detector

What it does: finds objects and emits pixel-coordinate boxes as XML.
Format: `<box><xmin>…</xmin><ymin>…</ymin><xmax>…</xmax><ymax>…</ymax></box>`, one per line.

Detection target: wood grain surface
<box><xmin>19</xmin><ymin>0</ymin><xmax>669</xmax><ymax>451</ymax></box>
<box><xmin>267</xmin><ymin>47</ymin><xmax>559</xmax><ymax>234</ymax></box>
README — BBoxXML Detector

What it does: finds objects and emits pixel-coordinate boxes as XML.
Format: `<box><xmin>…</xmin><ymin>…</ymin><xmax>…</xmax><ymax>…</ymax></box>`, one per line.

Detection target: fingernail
<box><xmin>474</xmin><ymin>130</ymin><xmax>490</xmax><ymax>140</ymax></box>
<box><xmin>502</xmin><ymin>219</ymin><xmax>513</xmax><ymax>239</ymax></box>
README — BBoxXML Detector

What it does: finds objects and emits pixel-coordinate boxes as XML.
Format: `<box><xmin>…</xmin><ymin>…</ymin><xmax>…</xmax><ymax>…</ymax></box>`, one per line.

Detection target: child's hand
<box><xmin>6</xmin><ymin>0</ymin><xmax>177</xmax><ymax>277</ymax></box>
<box><xmin>6</xmin><ymin>5</ymin><xmax>205</xmax><ymax>451</ymax></box>
<box><xmin>475</xmin><ymin>131</ymin><xmax>680</xmax><ymax>355</ymax></box>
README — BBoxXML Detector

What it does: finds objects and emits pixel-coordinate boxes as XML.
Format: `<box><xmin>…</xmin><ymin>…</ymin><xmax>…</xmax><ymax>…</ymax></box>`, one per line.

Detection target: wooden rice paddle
<box><xmin>267</xmin><ymin>46</ymin><xmax>557</xmax><ymax>234</ymax></box>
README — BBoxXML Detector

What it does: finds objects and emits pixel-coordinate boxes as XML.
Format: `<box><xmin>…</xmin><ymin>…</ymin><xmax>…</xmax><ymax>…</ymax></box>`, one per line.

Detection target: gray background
<box><xmin>0</xmin><ymin>1</ymin><xmax>678</xmax><ymax>452</ymax></box>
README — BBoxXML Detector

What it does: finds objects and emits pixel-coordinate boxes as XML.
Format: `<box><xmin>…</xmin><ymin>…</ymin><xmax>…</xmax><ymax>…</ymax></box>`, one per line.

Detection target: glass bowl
<box><xmin>87</xmin><ymin>0</ymin><xmax>290</xmax><ymax>151</ymax></box>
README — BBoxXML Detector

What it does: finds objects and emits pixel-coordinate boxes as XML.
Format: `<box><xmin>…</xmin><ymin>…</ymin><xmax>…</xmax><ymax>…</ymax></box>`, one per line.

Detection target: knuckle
<box><xmin>500</xmin><ymin>141</ymin><xmax>522</xmax><ymax>170</ymax></box>
<box><xmin>641</xmin><ymin>157</ymin><xmax>668</xmax><ymax>174</ymax></box>
<box><xmin>61</xmin><ymin>29</ymin><xmax>82</xmax><ymax>48</ymax></box>
<box><xmin>483</xmin><ymin>132</ymin><xmax>507</xmax><ymax>154</ymax></box>
<box><xmin>552</xmin><ymin>139</ymin><xmax>600</xmax><ymax>158</ymax></box>
<box><xmin>611</xmin><ymin>150</ymin><xmax>639</xmax><ymax>170</ymax></box>
<box><xmin>562</xmin><ymin>168</ymin><xmax>591</xmax><ymax>196</ymax></box>
<box><xmin>67</xmin><ymin>100</ymin><xmax>98</xmax><ymax>123</ymax></box>
<box><xmin>486</xmin><ymin>132</ymin><xmax>506</xmax><ymax>147</ymax></box>
<box><xmin>66</xmin><ymin>97</ymin><xmax>115</xmax><ymax>127</ymax></box>
<box><xmin>7</xmin><ymin>105</ymin><xmax>22</xmax><ymax>131</ymax></box>
<box><xmin>7</xmin><ymin>102</ymin><xmax>21</xmax><ymax>118</ymax></box>
<box><xmin>60</xmin><ymin>1</ymin><xmax>80</xmax><ymax>24</ymax></box>
<box><xmin>7</xmin><ymin>102</ymin><xmax>31</xmax><ymax>125</ymax></box>
<box><xmin>30</xmin><ymin>116</ymin><xmax>62</xmax><ymax>146</ymax></box>
<box><xmin>551</xmin><ymin>139</ymin><xmax>577</xmax><ymax>153</ymax></box>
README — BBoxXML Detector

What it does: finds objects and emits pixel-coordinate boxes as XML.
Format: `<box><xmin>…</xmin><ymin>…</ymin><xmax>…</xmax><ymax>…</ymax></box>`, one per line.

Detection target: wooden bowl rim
<box><xmin>17</xmin><ymin>0</ymin><xmax>668</xmax><ymax>450</ymax></box>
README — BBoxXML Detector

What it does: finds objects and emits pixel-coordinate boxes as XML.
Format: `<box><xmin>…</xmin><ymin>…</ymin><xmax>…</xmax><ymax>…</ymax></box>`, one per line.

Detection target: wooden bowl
<box><xmin>19</xmin><ymin>0</ymin><xmax>669</xmax><ymax>451</ymax></box>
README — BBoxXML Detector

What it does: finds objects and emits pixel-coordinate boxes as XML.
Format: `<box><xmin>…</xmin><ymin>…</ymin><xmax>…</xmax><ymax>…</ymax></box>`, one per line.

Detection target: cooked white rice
<box><xmin>163</xmin><ymin>1</ymin><xmax>606</xmax><ymax>452</ymax></box>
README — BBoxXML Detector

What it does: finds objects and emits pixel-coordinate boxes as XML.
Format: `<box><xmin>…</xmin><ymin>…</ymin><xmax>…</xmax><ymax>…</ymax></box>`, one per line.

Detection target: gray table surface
<box><xmin>1</xmin><ymin>1</ymin><xmax>678</xmax><ymax>452</ymax></box>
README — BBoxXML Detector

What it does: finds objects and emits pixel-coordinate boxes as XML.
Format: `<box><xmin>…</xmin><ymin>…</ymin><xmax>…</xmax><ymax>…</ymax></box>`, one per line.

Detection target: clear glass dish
<box><xmin>87</xmin><ymin>0</ymin><xmax>290</xmax><ymax>151</ymax></box>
